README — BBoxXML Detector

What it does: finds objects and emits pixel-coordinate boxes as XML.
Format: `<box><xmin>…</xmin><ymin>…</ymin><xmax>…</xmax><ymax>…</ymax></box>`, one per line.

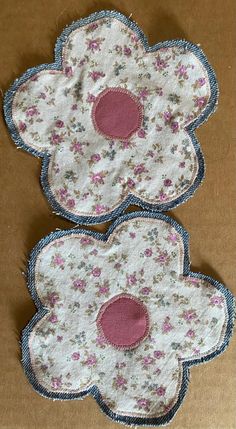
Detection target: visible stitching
<box><xmin>3</xmin><ymin>10</ymin><xmax>217</xmax><ymax>225</ymax></box>
<box><xmin>91</xmin><ymin>87</ymin><xmax>143</xmax><ymax>140</ymax></box>
<box><xmin>96</xmin><ymin>293</ymin><xmax>150</xmax><ymax>350</ymax></box>
<box><xmin>45</xmin><ymin>127</ymin><xmax>199</xmax><ymax>218</ymax></box>
<box><xmin>21</xmin><ymin>210</ymin><xmax>235</xmax><ymax>427</ymax></box>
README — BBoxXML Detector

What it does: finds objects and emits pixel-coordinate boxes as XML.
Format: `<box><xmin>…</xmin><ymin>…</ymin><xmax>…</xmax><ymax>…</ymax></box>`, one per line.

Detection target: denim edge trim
<box><xmin>21</xmin><ymin>210</ymin><xmax>235</xmax><ymax>427</ymax></box>
<box><xmin>3</xmin><ymin>10</ymin><xmax>218</xmax><ymax>225</ymax></box>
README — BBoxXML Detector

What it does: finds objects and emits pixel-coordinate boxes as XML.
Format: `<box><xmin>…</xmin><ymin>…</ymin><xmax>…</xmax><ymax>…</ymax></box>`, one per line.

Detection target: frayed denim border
<box><xmin>4</xmin><ymin>10</ymin><xmax>218</xmax><ymax>225</ymax></box>
<box><xmin>21</xmin><ymin>210</ymin><xmax>235</xmax><ymax>427</ymax></box>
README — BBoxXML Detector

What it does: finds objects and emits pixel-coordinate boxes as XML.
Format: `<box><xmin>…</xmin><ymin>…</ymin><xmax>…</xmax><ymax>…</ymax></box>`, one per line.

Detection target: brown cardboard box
<box><xmin>0</xmin><ymin>1</ymin><xmax>235</xmax><ymax>428</ymax></box>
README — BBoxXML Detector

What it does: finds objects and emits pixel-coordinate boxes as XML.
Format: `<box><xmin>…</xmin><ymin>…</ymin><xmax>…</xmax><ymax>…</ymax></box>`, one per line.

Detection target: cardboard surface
<box><xmin>0</xmin><ymin>1</ymin><xmax>235</xmax><ymax>428</ymax></box>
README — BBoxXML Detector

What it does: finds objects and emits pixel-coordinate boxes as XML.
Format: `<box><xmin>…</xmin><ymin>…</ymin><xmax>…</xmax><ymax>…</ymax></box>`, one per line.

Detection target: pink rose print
<box><xmin>153</xmin><ymin>54</ymin><xmax>169</xmax><ymax>72</ymax></box>
<box><xmin>159</xmin><ymin>191</ymin><xmax>167</xmax><ymax>201</ymax></box>
<box><xmin>138</xmin><ymin>88</ymin><xmax>149</xmax><ymax>100</ymax></box>
<box><xmin>21</xmin><ymin>213</ymin><xmax>233</xmax><ymax>425</ymax></box>
<box><xmin>144</xmin><ymin>248</ymin><xmax>153</xmax><ymax>257</ymax></box>
<box><xmin>66</xmin><ymin>198</ymin><xmax>75</xmax><ymax>209</ymax></box>
<box><xmin>135</xmin><ymin>398</ymin><xmax>151</xmax><ymax>412</ymax></box>
<box><xmin>170</xmin><ymin>121</ymin><xmax>179</xmax><ymax>133</ymax></box>
<box><xmin>46</xmin><ymin>292</ymin><xmax>60</xmax><ymax>307</ymax></box>
<box><xmin>113</xmin><ymin>375</ymin><xmax>128</xmax><ymax>390</ymax></box>
<box><xmin>175</xmin><ymin>64</ymin><xmax>189</xmax><ymax>80</ymax></box>
<box><xmin>123</xmin><ymin>45</ymin><xmax>132</xmax><ymax>56</ymax></box>
<box><xmin>64</xmin><ymin>66</ymin><xmax>73</xmax><ymax>77</ymax></box>
<box><xmin>50</xmin><ymin>131</ymin><xmax>64</xmax><ymax>146</ymax></box>
<box><xmin>87</xmin><ymin>92</ymin><xmax>96</xmax><ymax>103</ymax></box>
<box><xmin>9</xmin><ymin>11</ymin><xmax>232</xmax><ymax>427</ymax></box>
<box><xmin>210</xmin><ymin>295</ymin><xmax>224</xmax><ymax>308</ymax></box>
<box><xmin>127</xmin><ymin>273</ymin><xmax>137</xmax><ymax>286</ymax></box>
<box><xmin>51</xmin><ymin>253</ymin><xmax>65</xmax><ymax>269</ymax></box>
<box><xmin>96</xmin><ymin>281</ymin><xmax>110</xmax><ymax>296</ymax></box>
<box><xmin>94</xmin><ymin>204</ymin><xmax>108</xmax><ymax>214</ymax></box>
<box><xmin>88</xmin><ymin>70</ymin><xmax>105</xmax><ymax>81</ymax></box>
<box><xmin>164</xmin><ymin>179</ymin><xmax>172</xmax><ymax>187</ymax></box>
<box><xmin>127</xmin><ymin>178</ymin><xmax>135</xmax><ymax>188</ymax></box>
<box><xmin>194</xmin><ymin>96</ymin><xmax>207</xmax><ymax>109</ymax></box>
<box><xmin>80</xmin><ymin>237</ymin><xmax>93</xmax><ymax>246</ymax></box>
<box><xmin>137</xmin><ymin>128</ymin><xmax>146</xmax><ymax>138</ymax></box>
<box><xmin>72</xmin><ymin>279</ymin><xmax>86</xmax><ymax>292</ymax></box>
<box><xmin>26</xmin><ymin>105</ymin><xmax>39</xmax><ymax>117</ymax></box>
<box><xmin>154</xmin><ymin>350</ymin><xmax>166</xmax><ymax>359</ymax></box>
<box><xmin>71</xmin><ymin>352</ymin><xmax>80</xmax><ymax>361</ymax></box>
<box><xmin>70</xmin><ymin>140</ymin><xmax>84</xmax><ymax>154</ymax></box>
<box><xmin>186</xmin><ymin>329</ymin><xmax>196</xmax><ymax>339</ymax></box>
<box><xmin>19</xmin><ymin>120</ymin><xmax>27</xmax><ymax>132</ymax></box>
<box><xmin>140</xmin><ymin>287</ymin><xmax>152</xmax><ymax>295</ymax></box>
<box><xmin>90</xmin><ymin>171</ymin><xmax>107</xmax><ymax>186</ymax></box>
<box><xmin>155</xmin><ymin>251</ymin><xmax>170</xmax><ymax>265</ymax></box>
<box><xmin>95</xmin><ymin>335</ymin><xmax>108</xmax><ymax>348</ymax></box>
<box><xmin>86</xmin><ymin>37</ymin><xmax>104</xmax><ymax>52</ymax></box>
<box><xmin>141</xmin><ymin>355</ymin><xmax>155</xmax><ymax>369</ymax></box>
<box><xmin>6</xmin><ymin>13</ymin><xmax>217</xmax><ymax>223</ymax></box>
<box><xmin>167</xmin><ymin>232</ymin><xmax>178</xmax><ymax>244</ymax></box>
<box><xmin>133</xmin><ymin>164</ymin><xmax>147</xmax><ymax>176</ymax></box>
<box><xmin>55</xmin><ymin>119</ymin><xmax>64</xmax><ymax>128</ymax></box>
<box><xmin>57</xmin><ymin>335</ymin><xmax>63</xmax><ymax>342</ymax></box>
<box><xmin>162</xmin><ymin>316</ymin><xmax>174</xmax><ymax>334</ymax></box>
<box><xmin>92</xmin><ymin>267</ymin><xmax>101</xmax><ymax>277</ymax></box>
<box><xmin>155</xmin><ymin>386</ymin><xmax>166</xmax><ymax>397</ymax></box>
<box><xmin>164</xmin><ymin>111</ymin><xmax>173</xmax><ymax>123</ymax></box>
<box><xmin>181</xmin><ymin>309</ymin><xmax>198</xmax><ymax>322</ymax></box>
<box><xmin>196</xmin><ymin>77</ymin><xmax>206</xmax><ymax>87</ymax></box>
<box><xmin>90</xmin><ymin>153</ymin><xmax>101</xmax><ymax>163</ymax></box>
<box><xmin>84</xmin><ymin>354</ymin><xmax>97</xmax><ymax>367</ymax></box>
<box><xmin>51</xmin><ymin>376</ymin><xmax>62</xmax><ymax>389</ymax></box>
<box><xmin>48</xmin><ymin>314</ymin><xmax>58</xmax><ymax>324</ymax></box>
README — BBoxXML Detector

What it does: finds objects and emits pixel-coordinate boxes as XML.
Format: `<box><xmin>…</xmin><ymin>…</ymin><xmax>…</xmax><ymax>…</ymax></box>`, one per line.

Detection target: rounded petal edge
<box><xmin>4</xmin><ymin>10</ymin><xmax>218</xmax><ymax>224</ymax></box>
<box><xmin>21</xmin><ymin>210</ymin><xmax>234</xmax><ymax>426</ymax></box>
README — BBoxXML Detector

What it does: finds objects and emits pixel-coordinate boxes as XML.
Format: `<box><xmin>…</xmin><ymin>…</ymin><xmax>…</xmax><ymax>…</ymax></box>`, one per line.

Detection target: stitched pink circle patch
<box><xmin>97</xmin><ymin>294</ymin><xmax>150</xmax><ymax>350</ymax></box>
<box><xmin>92</xmin><ymin>87</ymin><xmax>143</xmax><ymax>140</ymax></box>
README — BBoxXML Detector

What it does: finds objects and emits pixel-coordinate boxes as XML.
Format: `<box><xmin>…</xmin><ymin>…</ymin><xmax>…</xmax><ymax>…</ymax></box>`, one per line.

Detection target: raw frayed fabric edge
<box><xmin>3</xmin><ymin>10</ymin><xmax>218</xmax><ymax>225</ymax></box>
<box><xmin>21</xmin><ymin>210</ymin><xmax>235</xmax><ymax>427</ymax></box>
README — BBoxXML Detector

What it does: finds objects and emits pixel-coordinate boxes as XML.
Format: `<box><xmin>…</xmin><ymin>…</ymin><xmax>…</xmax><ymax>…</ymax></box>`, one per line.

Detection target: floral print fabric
<box><xmin>6</xmin><ymin>12</ymin><xmax>216</xmax><ymax>223</ymax></box>
<box><xmin>5</xmin><ymin>11</ymin><xmax>232</xmax><ymax>427</ymax></box>
<box><xmin>25</xmin><ymin>213</ymin><xmax>233</xmax><ymax>424</ymax></box>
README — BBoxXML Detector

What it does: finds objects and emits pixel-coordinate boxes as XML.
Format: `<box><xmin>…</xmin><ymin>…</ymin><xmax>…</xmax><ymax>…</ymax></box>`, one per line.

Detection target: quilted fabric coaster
<box><xmin>22</xmin><ymin>211</ymin><xmax>234</xmax><ymax>426</ymax></box>
<box><xmin>4</xmin><ymin>11</ymin><xmax>218</xmax><ymax>225</ymax></box>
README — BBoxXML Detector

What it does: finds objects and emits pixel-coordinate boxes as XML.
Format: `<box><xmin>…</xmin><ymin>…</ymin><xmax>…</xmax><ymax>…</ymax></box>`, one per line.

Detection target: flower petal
<box><xmin>11</xmin><ymin>71</ymin><xmax>73</xmax><ymax>154</ymax></box>
<box><xmin>5</xmin><ymin>12</ymin><xmax>217</xmax><ymax>222</ymax></box>
<box><xmin>175</xmin><ymin>277</ymin><xmax>230</xmax><ymax>361</ymax></box>
<box><xmin>48</xmin><ymin>128</ymin><xmax>200</xmax><ymax>217</ymax></box>
<box><xmin>24</xmin><ymin>212</ymin><xmax>233</xmax><ymax>424</ymax></box>
<box><xmin>144</xmin><ymin>45</ymin><xmax>212</xmax><ymax>127</ymax></box>
<box><xmin>95</xmin><ymin>342</ymin><xmax>180</xmax><ymax>418</ymax></box>
<box><xmin>29</xmin><ymin>316</ymin><xmax>96</xmax><ymax>394</ymax></box>
<box><xmin>10</xmin><ymin>16</ymin><xmax>145</xmax><ymax>155</ymax></box>
<box><xmin>28</xmin><ymin>234</ymin><xmax>106</xmax><ymax>394</ymax></box>
<box><xmin>62</xmin><ymin>15</ymin><xmax>145</xmax><ymax>81</ymax></box>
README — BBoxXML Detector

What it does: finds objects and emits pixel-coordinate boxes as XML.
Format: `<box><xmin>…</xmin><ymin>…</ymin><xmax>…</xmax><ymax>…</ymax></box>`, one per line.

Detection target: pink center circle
<box><xmin>97</xmin><ymin>294</ymin><xmax>150</xmax><ymax>350</ymax></box>
<box><xmin>92</xmin><ymin>87</ymin><xmax>143</xmax><ymax>140</ymax></box>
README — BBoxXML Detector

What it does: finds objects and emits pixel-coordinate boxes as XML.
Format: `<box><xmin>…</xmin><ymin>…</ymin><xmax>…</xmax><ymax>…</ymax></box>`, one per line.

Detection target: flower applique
<box><xmin>4</xmin><ymin>11</ymin><xmax>218</xmax><ymax>224</ymax></box>
<box><xmin>22</xmin><ymin>212</ymin><xmax>234</xmax><ymax>426</ymax></box>
<box><xmin>5</xmin><ymin>10</ymin><xmax>233</xmax><ymax>428</ymax></box>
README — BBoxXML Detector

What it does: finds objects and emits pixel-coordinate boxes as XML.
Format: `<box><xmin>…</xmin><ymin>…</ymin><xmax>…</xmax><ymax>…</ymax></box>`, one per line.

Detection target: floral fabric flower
<box><xmin>4</xmin><ymin>11</ymin><xmax>217</xmax><ymax>224</ymax></box>
<box><xmin>22</xmin><ymin>211</ymin><xmax>234</xmax><ymax>426</ymax></box>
